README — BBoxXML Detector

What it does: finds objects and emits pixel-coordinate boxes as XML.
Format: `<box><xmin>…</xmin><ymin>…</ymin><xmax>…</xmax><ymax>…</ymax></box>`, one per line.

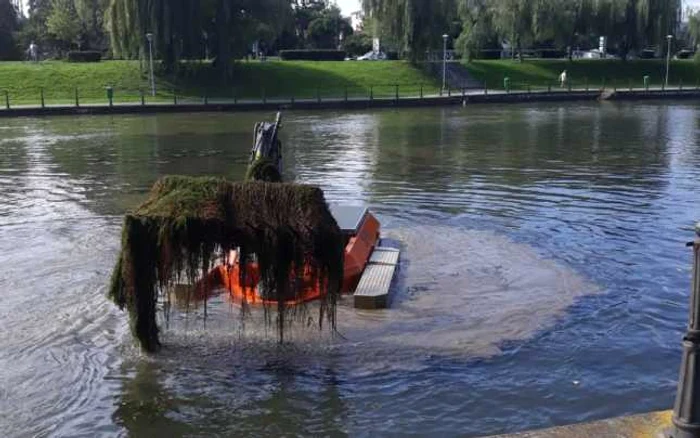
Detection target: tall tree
<box><xmin>490</xmin><ymin>0</ymin><xmax>533</xmax><ymax>59</ymax></box>
<box><xmin>16</xmin><ymin>0</ymin><xmax>109</xmax><ymax>55</ymax></box>
<box><xmin>687</xmin><ymin>8</ymin><xmax>700</xmax><ymax>51</ymax></box>
<box><xmin>73</xmin><ymin>0</ymin><xmax>109</xmax><ymax>49</ymax></box>
<box><xmin>293</xmin><ymin>0</ymin><xmax>327</xmax><ymax>45</ymax></box>
<box><xmin>46</xmin><ymin>0</ymin><xmax>81</xmax><ymax>52</ymax></box>
<box><xmin>106</xmin><ymin>0</ymin><xmax>293</xmax><ymax>74</ymax></box>
<box><xmin>590</xmin><ymin>0</ymin><xmax>682</xmax><ymax>58</ymax></box>
<box><xmin>0</xmin><ymin>0</ymin><xmax>20</xmax><ymax>60</ymax></box>
<box><xmin>366</xmin><ymin>0</ymin><xmax>682</xmax><ymax>61</ymax></box>
<box><xmin>17</xmin><ymin>0</ymin><xmax>51</xmax><ymax>53</ymax></box>
<box><xmin>362</xmin><ymin>0</ymin><xmax>457</xmax><ymax>60</ymax></box>
<box><xmin>307</xmin><ymin>5</ymin><xmax>352</xmax><ymax>49</ymax></box>
<box><xmin>454</xmin><ymin>0</ymin><xmax>494</xmax><ymax>61</ymax></box>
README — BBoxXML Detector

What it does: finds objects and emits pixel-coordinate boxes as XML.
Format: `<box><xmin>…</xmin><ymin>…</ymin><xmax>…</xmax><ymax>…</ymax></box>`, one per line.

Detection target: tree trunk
<box><xmin>214</xmin><ymin>0</ymin><xmax>232</xmax><ymax>78</ymax></box>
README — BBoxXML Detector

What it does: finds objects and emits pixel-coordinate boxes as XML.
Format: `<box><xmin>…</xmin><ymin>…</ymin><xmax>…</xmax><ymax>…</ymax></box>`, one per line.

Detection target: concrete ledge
<box><xmin>487</xmin><ymin>410</ymin><xmax>672</xmax><ymax>438</ymax></box>
<box><xmin>608</xmin><ymin>89</ymin><xmax>700</xmax><ymax>101</ymax></box>
<box><xmin>0</xmin><ymin>89</ymin><xmax>699</xmax><ymax>118</ymax></box>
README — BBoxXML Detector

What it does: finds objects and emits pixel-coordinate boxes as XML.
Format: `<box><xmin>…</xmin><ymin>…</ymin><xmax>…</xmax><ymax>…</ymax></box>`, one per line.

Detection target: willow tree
<box><xmin>105</xmin><ymin>0</ymin><xmax>149</xmax><ymax>60</ymax></box>
<box><xmin>454</xmin><ymin>0</ymin><xmax>494</xmax><ymax>61</ymax></box>
<box><xmin>490</xmin><ymin>0</ymin><xmax>534</xmax><ymax>59</ymax></box>
<box><xmin>106</xmin><ymin>0</ymin><xmax>292</xmax><ymax>74</ymax></box>
<box><xmin>529</xmin><ymin>0</ymin><xmax>593</xmax><ymax>55</ymax></box>
<box><xmin>638</xmin><ymin>0</ymin><xmax>682</xmax><ymax>52</ymax></box>
<box><xmin>73</xmin><ymin>0</ymin><xmax>109</xmax><ymax>47</ymax></box>
<box><xmin>368</xmin><ymin>0</ymin><xmax>682</xmax><ymax>61</ymax></box>
<box><xmin>362</xmin><ymin>0</ymin><xmax>458</xmax><ymax>60</ymax></box>
<box><xmin>688</xmin><ymin>9</ymin><xmax>700</xmax><ymax>51</ymax></box>
<box><xmin>526</xmin><ymin>0</ymin><xmax>680</xmax><ymax>58</ymax></box>
<box><xmin>584</xmin><ymin>0</ymin><xmax>681</xmax><ymax>58</ymax></box>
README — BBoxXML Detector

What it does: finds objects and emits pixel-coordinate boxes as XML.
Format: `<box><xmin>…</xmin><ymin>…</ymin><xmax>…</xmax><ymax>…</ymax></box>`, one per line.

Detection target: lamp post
<box><xmin>442</xmin><ymin>34</ymin><xmax>449</xmax><ymax>94</ymax></box>
<box><xmin>146</xmin><ymin>33</ymin><xmax>156</xmax><ymax>97</ymax></box>
<box><xmin>666</xmin><ymin>34</ymin><xmax>673</xmax><ymax>89</ymax></box>
<box><xmin>668</xmin><ymin>223</ymin><xmax>700</xmax><ymax>438</ymax></box>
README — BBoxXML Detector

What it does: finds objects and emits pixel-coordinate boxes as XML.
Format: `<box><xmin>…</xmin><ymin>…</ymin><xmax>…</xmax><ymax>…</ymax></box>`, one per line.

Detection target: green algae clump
<box><xmin>109</xmin><ymin>176</ymin><xmax>344</xmax><ymax>352</ymax></box>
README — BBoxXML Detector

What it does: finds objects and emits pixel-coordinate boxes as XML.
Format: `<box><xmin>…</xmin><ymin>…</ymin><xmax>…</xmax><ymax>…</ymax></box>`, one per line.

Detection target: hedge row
<box><xmin>67</xmin><ymin>51</ymin><xmax>102</xmax><ymax>63</ymax></box>
<box><xmin>279</xmin><ymin>50</ymin><xmax>346</xmax><ymax>61</ymax></box>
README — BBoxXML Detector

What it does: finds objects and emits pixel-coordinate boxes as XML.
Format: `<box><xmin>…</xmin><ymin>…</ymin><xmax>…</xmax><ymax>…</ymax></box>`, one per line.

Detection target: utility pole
<box><xmin>442</xmin><ymin>34</ymin><xmax>449</xmax><ymax>94</ymax></box>
<box><xmin>146</xmin><ymin>33</ymin><xmax>156</xmax><ymax>97</ymax></box>
<box><xmin>666</xmin><ymin>34</ymin><xmax>674</xmax><ymax>89</ymax></box>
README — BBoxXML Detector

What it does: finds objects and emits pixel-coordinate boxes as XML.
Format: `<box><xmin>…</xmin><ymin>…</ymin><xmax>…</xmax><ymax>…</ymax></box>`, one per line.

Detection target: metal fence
<box><xmin>1</xmin><ymin>79</ymin><xmax>698</xmax><ymax>109</ymax></box>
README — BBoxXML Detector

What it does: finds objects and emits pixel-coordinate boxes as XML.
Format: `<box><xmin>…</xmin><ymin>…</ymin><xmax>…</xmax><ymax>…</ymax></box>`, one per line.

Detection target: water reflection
<box><xmin>1</xmin><ymin>102</ymin><xmax>699</xmax><ymax>437</ymax></box>
<box><xmin>113</xmin><ymin>361</ymin><xmax>193</xmax><ymax>436</ymax></box>
<box><xmin>114</xmin><ymin>348</ymin><xmax>349</xmax><ymax>437</ymax></box>
<box><xmin>287</xmin><ymin>113</ymin><xmax>380</xmax><ymax>204</ymax></box>
<box><xmin>34</xmin><ymin>103</ymin><xmax>678</xmax><ymax>218</ymax></box>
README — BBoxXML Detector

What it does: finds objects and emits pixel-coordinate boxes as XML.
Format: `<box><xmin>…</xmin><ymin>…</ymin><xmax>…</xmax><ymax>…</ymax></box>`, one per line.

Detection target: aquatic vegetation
<box><xmin>108</xmin><ymin>176</ymin><xmax>344</xmax><ymax>352</ymax></box>
<box><xmin>245</xmin><ymin>158</ymin><xmax>282</xmax><ymax>183</ymax></box>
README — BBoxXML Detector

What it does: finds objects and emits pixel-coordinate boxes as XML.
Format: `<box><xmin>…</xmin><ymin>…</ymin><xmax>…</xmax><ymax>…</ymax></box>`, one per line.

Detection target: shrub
<box><xmin>344</xmin><ymin>33</ymin><xmax>373</xmax><ymax>57</ymax></box>
<box><xmin>677</xmin><ymin>49</ymin><xmax>695</xmax><ymax>60</ymax></box>
<box><xmin>67</xmin><ymin>51</ymin><xmax>102</xmax><ymax>62</ymax></box>
<box><xmin>386</xmin><ymin>51</ymin><xmax>399</xmax><ymax>60</ymax></box>
<box><xmin>694</xmin><ymin>51</ymin><xmax>700</xmax><ymax>65</ymax></box>
<box><xmin>279</xmin><ymin>50</ymin><xmax>346</xmax><ymax>61</ymax></box>
<box><xmin>479</xmin><ymin>49</ymin><xmax>502</xmax><ymax>60</ymax></box>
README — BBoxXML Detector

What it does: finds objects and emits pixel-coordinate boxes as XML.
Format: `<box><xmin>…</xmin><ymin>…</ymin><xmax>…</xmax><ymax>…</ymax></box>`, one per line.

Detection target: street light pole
<box><xmin>666</xmin><ymin>34</ymin><xmax>673</xmax><ymax>89</ymax></box>
<box><xmin>668</xmin><ymin>223</ymin><xmax>700</xmax><ymax>438</ymax></box>
<box><xmin>146</xmin><ymin>33</ymin><xmax>156</xmax><ymax>97</ymax></box>
<box><xmin>442</xmin><ymin>34</ymin><xmax>449</xmax><ymax>94</ymax></box>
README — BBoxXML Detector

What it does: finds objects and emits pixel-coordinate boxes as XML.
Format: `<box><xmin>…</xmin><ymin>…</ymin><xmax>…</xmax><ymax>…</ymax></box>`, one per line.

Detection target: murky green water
<box><xmin>1</xmin><ymin>102</ymin><xmax>699</xmax><ymax>437</ymax></box>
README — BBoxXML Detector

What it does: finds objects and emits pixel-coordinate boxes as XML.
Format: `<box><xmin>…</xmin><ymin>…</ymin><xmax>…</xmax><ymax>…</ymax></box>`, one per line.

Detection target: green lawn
<box><xmin>463</xmin><ymin>59</ymin><xmax>700</xmax><ymax>90</ymax></box>
<box><xmin>0</xmin><ymin>60</ymin><xmax>440</xmax><ymax>106</ymax></box>
<box><xmin>0</xmin><ymin>61</ymin><xmax>149</xmax><ymax>105</ymax></box>
<box><xmin>181</xmin><ymin>60</ymin><xmax>441</xmax><ymax>99</ymax></box>
<box><xmin>3</xmin><ymin>59</ymin><xmax>698</xmax><ymax>106</ymax></box>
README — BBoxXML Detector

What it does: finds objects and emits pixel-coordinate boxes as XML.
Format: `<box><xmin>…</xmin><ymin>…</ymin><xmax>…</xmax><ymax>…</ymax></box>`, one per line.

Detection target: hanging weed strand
<box><xmin>109</xmin><ymin>176</ymin><xmax>344</xmax><ymax>352</ymax></box>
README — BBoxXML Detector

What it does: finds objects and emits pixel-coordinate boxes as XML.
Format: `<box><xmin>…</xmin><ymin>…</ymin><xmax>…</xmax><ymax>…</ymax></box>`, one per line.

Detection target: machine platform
<box><xmin>330</xmin><ymin>205</ymin><xmax>369</xmax><ymax>235</ymax></box>
<box><xmin>354</xmin><ymin>247</ymin><xmax>400</xmax><ymax>309</ymax></box>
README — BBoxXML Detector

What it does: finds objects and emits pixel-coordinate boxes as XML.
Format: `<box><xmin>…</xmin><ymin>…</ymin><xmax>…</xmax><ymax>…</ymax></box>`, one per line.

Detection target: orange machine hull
<box><xmin>214</xmin><ymin>209</ymin><xmax>380</xmax><ymax>306</ymax></box>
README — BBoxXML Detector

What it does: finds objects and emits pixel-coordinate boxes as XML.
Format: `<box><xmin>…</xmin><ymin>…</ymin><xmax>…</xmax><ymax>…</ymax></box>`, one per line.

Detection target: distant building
<box><xmin>11</xmin><ymin>0</ymin><xmax>25</xmax><ymax>17</ymax></box>
<box><xmin>350</xmin><ymin>11</ymin><xmax>364</xmax><ymax>31</ymax></box>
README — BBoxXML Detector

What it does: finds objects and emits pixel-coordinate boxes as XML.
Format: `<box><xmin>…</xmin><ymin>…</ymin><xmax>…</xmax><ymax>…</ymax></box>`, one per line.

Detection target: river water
<box><xmin>1</xmin><ymin>102</ymin><xmax>698</xmax><ymax>437</ymax></box>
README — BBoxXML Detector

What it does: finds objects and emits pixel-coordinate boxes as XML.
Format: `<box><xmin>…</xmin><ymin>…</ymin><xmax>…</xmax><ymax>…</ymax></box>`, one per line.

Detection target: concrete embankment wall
<box><xmin>606</xmin><ymin>88</ymin><xmax>700</xmax><ymax>101</ymax></box>
<box><xmin>0</xmin><ymin>89</ymin><xmax>697</xmax><ymax>118</ymax></box>
<box><xmin>486</xmin><ymin>410</ymin><xmax>672</xmax><ymax>438</ymax></box>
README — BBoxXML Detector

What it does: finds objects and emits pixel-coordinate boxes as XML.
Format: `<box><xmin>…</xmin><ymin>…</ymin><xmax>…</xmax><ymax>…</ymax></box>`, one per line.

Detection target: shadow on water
<box><xmin>113</xmin><ymin>361</ymin><xmax>194</xmax><ymax>437</ymax></box>
<box><xmin>113</xmin><ymin>344</ymin><xmax>350</xmax><ymax>437</ymax></box>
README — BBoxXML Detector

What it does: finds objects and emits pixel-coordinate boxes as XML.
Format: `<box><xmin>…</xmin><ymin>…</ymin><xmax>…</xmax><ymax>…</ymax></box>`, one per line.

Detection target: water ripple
<box><xmin>0</xmin><ymin>103</ymin><xmax>698</xmax><ymax>437</ymax></box>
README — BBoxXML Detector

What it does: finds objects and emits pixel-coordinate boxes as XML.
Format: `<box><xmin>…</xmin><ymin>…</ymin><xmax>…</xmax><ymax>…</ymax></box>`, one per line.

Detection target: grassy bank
<box><xmin>463</xmin><ymin>59</ymin><xmax>700</xmax><ymax>90</ymax></box>
<box><xmin>4</xmin><ymin>59</ymin><xmax>699</xmax><ymax>107</ymax></box>
<box><xmin>0</xmin><ymin>60</ymin><xmax>440</xmax><ymax>106</ymax></box>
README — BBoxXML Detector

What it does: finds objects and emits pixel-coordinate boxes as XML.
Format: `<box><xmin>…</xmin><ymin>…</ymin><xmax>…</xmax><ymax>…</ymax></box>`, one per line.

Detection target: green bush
<box><xmin>344</xmin><ymin>33</ymin><xmax>372</xmax><ymax>57</ymax></box>
<box><xmin>279</xmin><ymin>50</ymin><xmax>346</xmax><ymax>61</ymax></box>
<box><xmin>386</xmin><ymin>51</ymin><xmax>399</xmax><ymax>60</ymax></box>
<box><xmin>67</xmin><ymin>51</ymin><xmax>102</xmax><ymax>62</ymax></box>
